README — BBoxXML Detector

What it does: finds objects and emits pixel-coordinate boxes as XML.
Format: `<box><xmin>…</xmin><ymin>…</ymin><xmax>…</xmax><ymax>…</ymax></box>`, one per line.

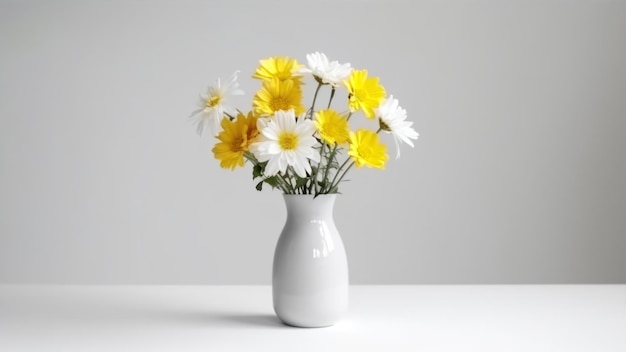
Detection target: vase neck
<box><xmin>283</xmin><ymin>194</ymin><xmax>337</xmax><ymax>220</ymax></box>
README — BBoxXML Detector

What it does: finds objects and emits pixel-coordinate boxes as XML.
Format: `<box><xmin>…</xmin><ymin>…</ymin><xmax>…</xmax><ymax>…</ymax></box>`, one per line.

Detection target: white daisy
<box><xmin>376</xmin><ymin>95</ymin><xmax>419</xmax><ymax>159</ymax></box>
<box><xmin>250</xmin><ymin>109</ymin><xmax>320</xmax><ymax>178</ymax></box>
<box><xmin>191</xmin><ymin>71</ymin><xmax>244</xmax><ymax>136</ymax></box>
<box><xmin>299</xmin><ymin>52</ymin><xmax>352</xmax><ymax>87</ymax></box>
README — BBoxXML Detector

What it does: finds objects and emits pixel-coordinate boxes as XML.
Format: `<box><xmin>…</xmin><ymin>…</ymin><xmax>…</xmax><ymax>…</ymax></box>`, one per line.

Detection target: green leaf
<box><xmin>264</xmin><ymin>176</ymin><xmax>280</xmax><ymax>188</ymax></box>
<box><xmin>255</xmin><ymin>181</ymin><xmax>263</xmax><ymax>191</ymax></box>
<box><xmin>252</xmin><ymin>164</ymin><xmax>263</xmax><ymax>179</ymax></box>
<box><xmin>295</xmin><ymin>176</ymin><xmax>308</xmax><ymax>189</ymax></box>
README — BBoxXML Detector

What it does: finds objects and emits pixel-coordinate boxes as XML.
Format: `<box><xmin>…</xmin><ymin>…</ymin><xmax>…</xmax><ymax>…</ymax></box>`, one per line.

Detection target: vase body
<box><xmin>272</xmin><ymin>194</ymin><xmax>349</xmax><ymax>328</ymax></box>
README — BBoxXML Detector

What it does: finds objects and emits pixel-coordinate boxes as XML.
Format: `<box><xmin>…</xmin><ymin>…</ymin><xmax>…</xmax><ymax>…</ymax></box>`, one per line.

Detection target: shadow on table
<box><xmin>153</xmin><ymin>310</ymin><xmax>289</xmax><ymax>329</ymax></box>
<box><xmin>213</xmin><ymin>313</ymin><xmax>287</xmax><ymax>328</ymax></box>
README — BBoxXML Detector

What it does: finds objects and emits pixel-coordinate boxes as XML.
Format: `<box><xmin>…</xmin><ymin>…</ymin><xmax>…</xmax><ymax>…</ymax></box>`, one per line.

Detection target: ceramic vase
<box><xmin>272</xmin><ymin>194</ymin><xmax>349</xmax><ymax>328</ymax></box>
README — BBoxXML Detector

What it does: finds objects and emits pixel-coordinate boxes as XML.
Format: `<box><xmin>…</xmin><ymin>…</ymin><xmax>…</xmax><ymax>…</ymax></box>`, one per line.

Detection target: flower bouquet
<box><xmin>189</xmin><ymin>52</ymin><xmax>419</xmax><ymax>327</ymax></box>
<box><xmin>190</xmin><ymin>52</ymin><xmax>418</xmax><ymax>195</ymax></box>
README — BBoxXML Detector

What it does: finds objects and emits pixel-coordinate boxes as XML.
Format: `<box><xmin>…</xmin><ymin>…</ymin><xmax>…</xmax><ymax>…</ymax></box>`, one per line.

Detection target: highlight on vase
<box><xmin>190</xmin><ymin>52</ymin><xmax>419</xmax><ymax>196</ymax></box>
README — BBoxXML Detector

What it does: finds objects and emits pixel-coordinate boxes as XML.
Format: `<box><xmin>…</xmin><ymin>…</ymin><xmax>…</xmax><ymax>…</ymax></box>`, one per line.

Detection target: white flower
<box><xmin>250</xmin><ymin>109</ymin><xmax>320</xmax><ymax>177</ymax></box>
<box><xmin>299</xmin><ymin>52</ymin><xmax>352</xmax><ymax>87</ymax></box>
<box><xmin>191</xmin><ymin>71</ymin><xmax>244</xmax><ymax>136</ymax></box>
<box><xmin>376</xmin><ymin>95</ymin><xmax>419</xmax><ymax>159</ymax></box>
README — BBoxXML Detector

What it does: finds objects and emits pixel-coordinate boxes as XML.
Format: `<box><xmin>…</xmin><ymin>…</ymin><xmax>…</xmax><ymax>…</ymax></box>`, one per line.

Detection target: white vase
<box><xmin>272</xmin><ymin>194</ymin><xmax>349</xmax><ymax>328</ymax></box>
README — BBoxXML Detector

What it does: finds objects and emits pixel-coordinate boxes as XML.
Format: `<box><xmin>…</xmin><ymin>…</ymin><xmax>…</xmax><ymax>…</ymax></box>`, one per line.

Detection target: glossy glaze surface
<box><xmin>272</xmin><ymin>194</ymin><xmax>349</xmax><ymax>328</ymax></box>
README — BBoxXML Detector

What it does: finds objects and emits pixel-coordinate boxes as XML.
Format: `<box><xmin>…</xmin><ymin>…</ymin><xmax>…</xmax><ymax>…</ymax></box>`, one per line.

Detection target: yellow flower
<box><xmin>348</xmin><ymin>129</ymin><xmax>389</xmax><ymax>169</ymax></box>
<box><xmin>252</xmin><ymin>56</ymin><xmax>303</xmax><ymax>83</ymax></box>
<box><xmin>212</xmin><ymin>112</ymin><xmax>259</xmax><ymax>170</ymax></box>
<box><xmin>344</xmin><ymin>69</ymin><xmax>386</xmax><ymax>118</ymax></box>
<box><xmin>314</xmin><ymin>109</ymin><xmax>350</xmax><ymax>145</ymax></box>
<box><xmin>253</xmin><ymin>79</ymin><xmax>306</xmax><ymax>116</ymax></box>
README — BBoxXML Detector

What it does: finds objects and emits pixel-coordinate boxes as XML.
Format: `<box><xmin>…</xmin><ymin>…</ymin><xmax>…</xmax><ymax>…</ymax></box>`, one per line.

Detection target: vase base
<box><xmin>277</xmin><ymin>317</ymin><xmax>337</xmax><ymax>328</ymax></box>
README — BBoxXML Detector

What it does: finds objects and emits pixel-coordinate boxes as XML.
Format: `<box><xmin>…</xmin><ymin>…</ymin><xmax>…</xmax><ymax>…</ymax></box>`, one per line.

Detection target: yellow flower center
<box><xmin>206</xmin><ymin>95</ymin><xmax>221</xmax><ymax>108</ymax></box>
<box><xmin>230</xmin><ymin>136</ymin><xmax>244</xmax><ymax>152</ymax></box>
<box><xmin>270</xmin><ymin>97</ymin><xmax>289</xmax><ymax>112</ymax></box>
<box><xmin>278</xmin><ymin>131</ymin><xmax>298</xmax><ymax>151</ymax></box>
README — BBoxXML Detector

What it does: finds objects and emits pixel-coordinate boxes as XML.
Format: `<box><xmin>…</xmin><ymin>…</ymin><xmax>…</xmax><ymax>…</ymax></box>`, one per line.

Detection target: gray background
<box><xmin>1</xmin><ymin>0</ymin><xmax>625</xmax><ymax>284</ymax></box>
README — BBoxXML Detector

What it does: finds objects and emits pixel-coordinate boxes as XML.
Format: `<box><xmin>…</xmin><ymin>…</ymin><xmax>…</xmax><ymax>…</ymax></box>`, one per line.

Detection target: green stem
<box><xmin>277</xmin><ymin>169</ymin><xmax>294</xmax><ymax>194</ymax></box>
<box><xmin>309</xmin><ymin>83</ymin><xmax>323</xmax><ymax>119</ymax></box>
<box><xmin>321</xmin><ymin>144</ymin><xmax>339</xmax><ymax>193</ymax></box>
<box><xmin>328</xmin><ymin>156</ymin><xmax>352</xmax><ymax>192</ymax></box>
<box><xmin>279</xmin><ymin>181</ymin><xmax>291</xmax><ymax>194</ymax></box>
<box><xmin>327</xmin><ymin>86</ymin><xmax>336</xmax><ymax>109</ymax></box>
<box><xmin>276</xmin><ymin>174</ymin><xmax>291</xmax><ymax>194</ymax></box>
<box><xmin>330</xmin><ymin>160</ymin><xmax>355</xmax><ymax>191</ymax></box>
<box><xmin>326</xmin><ymin>127</ymin><xmax>383</xmax><ymax>191</ymax></box>
<box><xmin>311</xmin><ymin>142</ymin><xmax>326</xmax><ymax>194</ymax></box>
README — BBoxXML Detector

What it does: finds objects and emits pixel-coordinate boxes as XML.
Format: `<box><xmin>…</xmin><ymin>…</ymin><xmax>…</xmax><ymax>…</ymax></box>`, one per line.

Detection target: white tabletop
<box><xmin>1</xmin><ymin>285</ymin><xmax>625</xmax><ymax>351</ymax></box>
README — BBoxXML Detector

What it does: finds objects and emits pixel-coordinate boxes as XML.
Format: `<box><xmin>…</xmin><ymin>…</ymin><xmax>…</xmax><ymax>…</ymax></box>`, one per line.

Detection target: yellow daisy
<box><xmin>348</xmin><ymin>129</ymin><xmax>389</xmax><ymax>169</ymax></box>
<box><xmin>212</xmin><ymin>112</ymin><xmax>259</xmax><ymax>170</ymax></box>
<box><xmin>252</xmin><ymin>56</ymin><xmax>303</xmax><ymax>83</ymax></box>
<box><xmin>344</xmin><ymin>69</ymin><xmax>386</xmax><ymax>119</ymax></box>
<box><xmin>314</xmin><ymin>109</ymin><xmax>350</xmax><ymax>145</ymax></box>
<box><xmin>253</xmin><ymin>79</ymin><xmax>306</xmax><ymax>117</ymax></box>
